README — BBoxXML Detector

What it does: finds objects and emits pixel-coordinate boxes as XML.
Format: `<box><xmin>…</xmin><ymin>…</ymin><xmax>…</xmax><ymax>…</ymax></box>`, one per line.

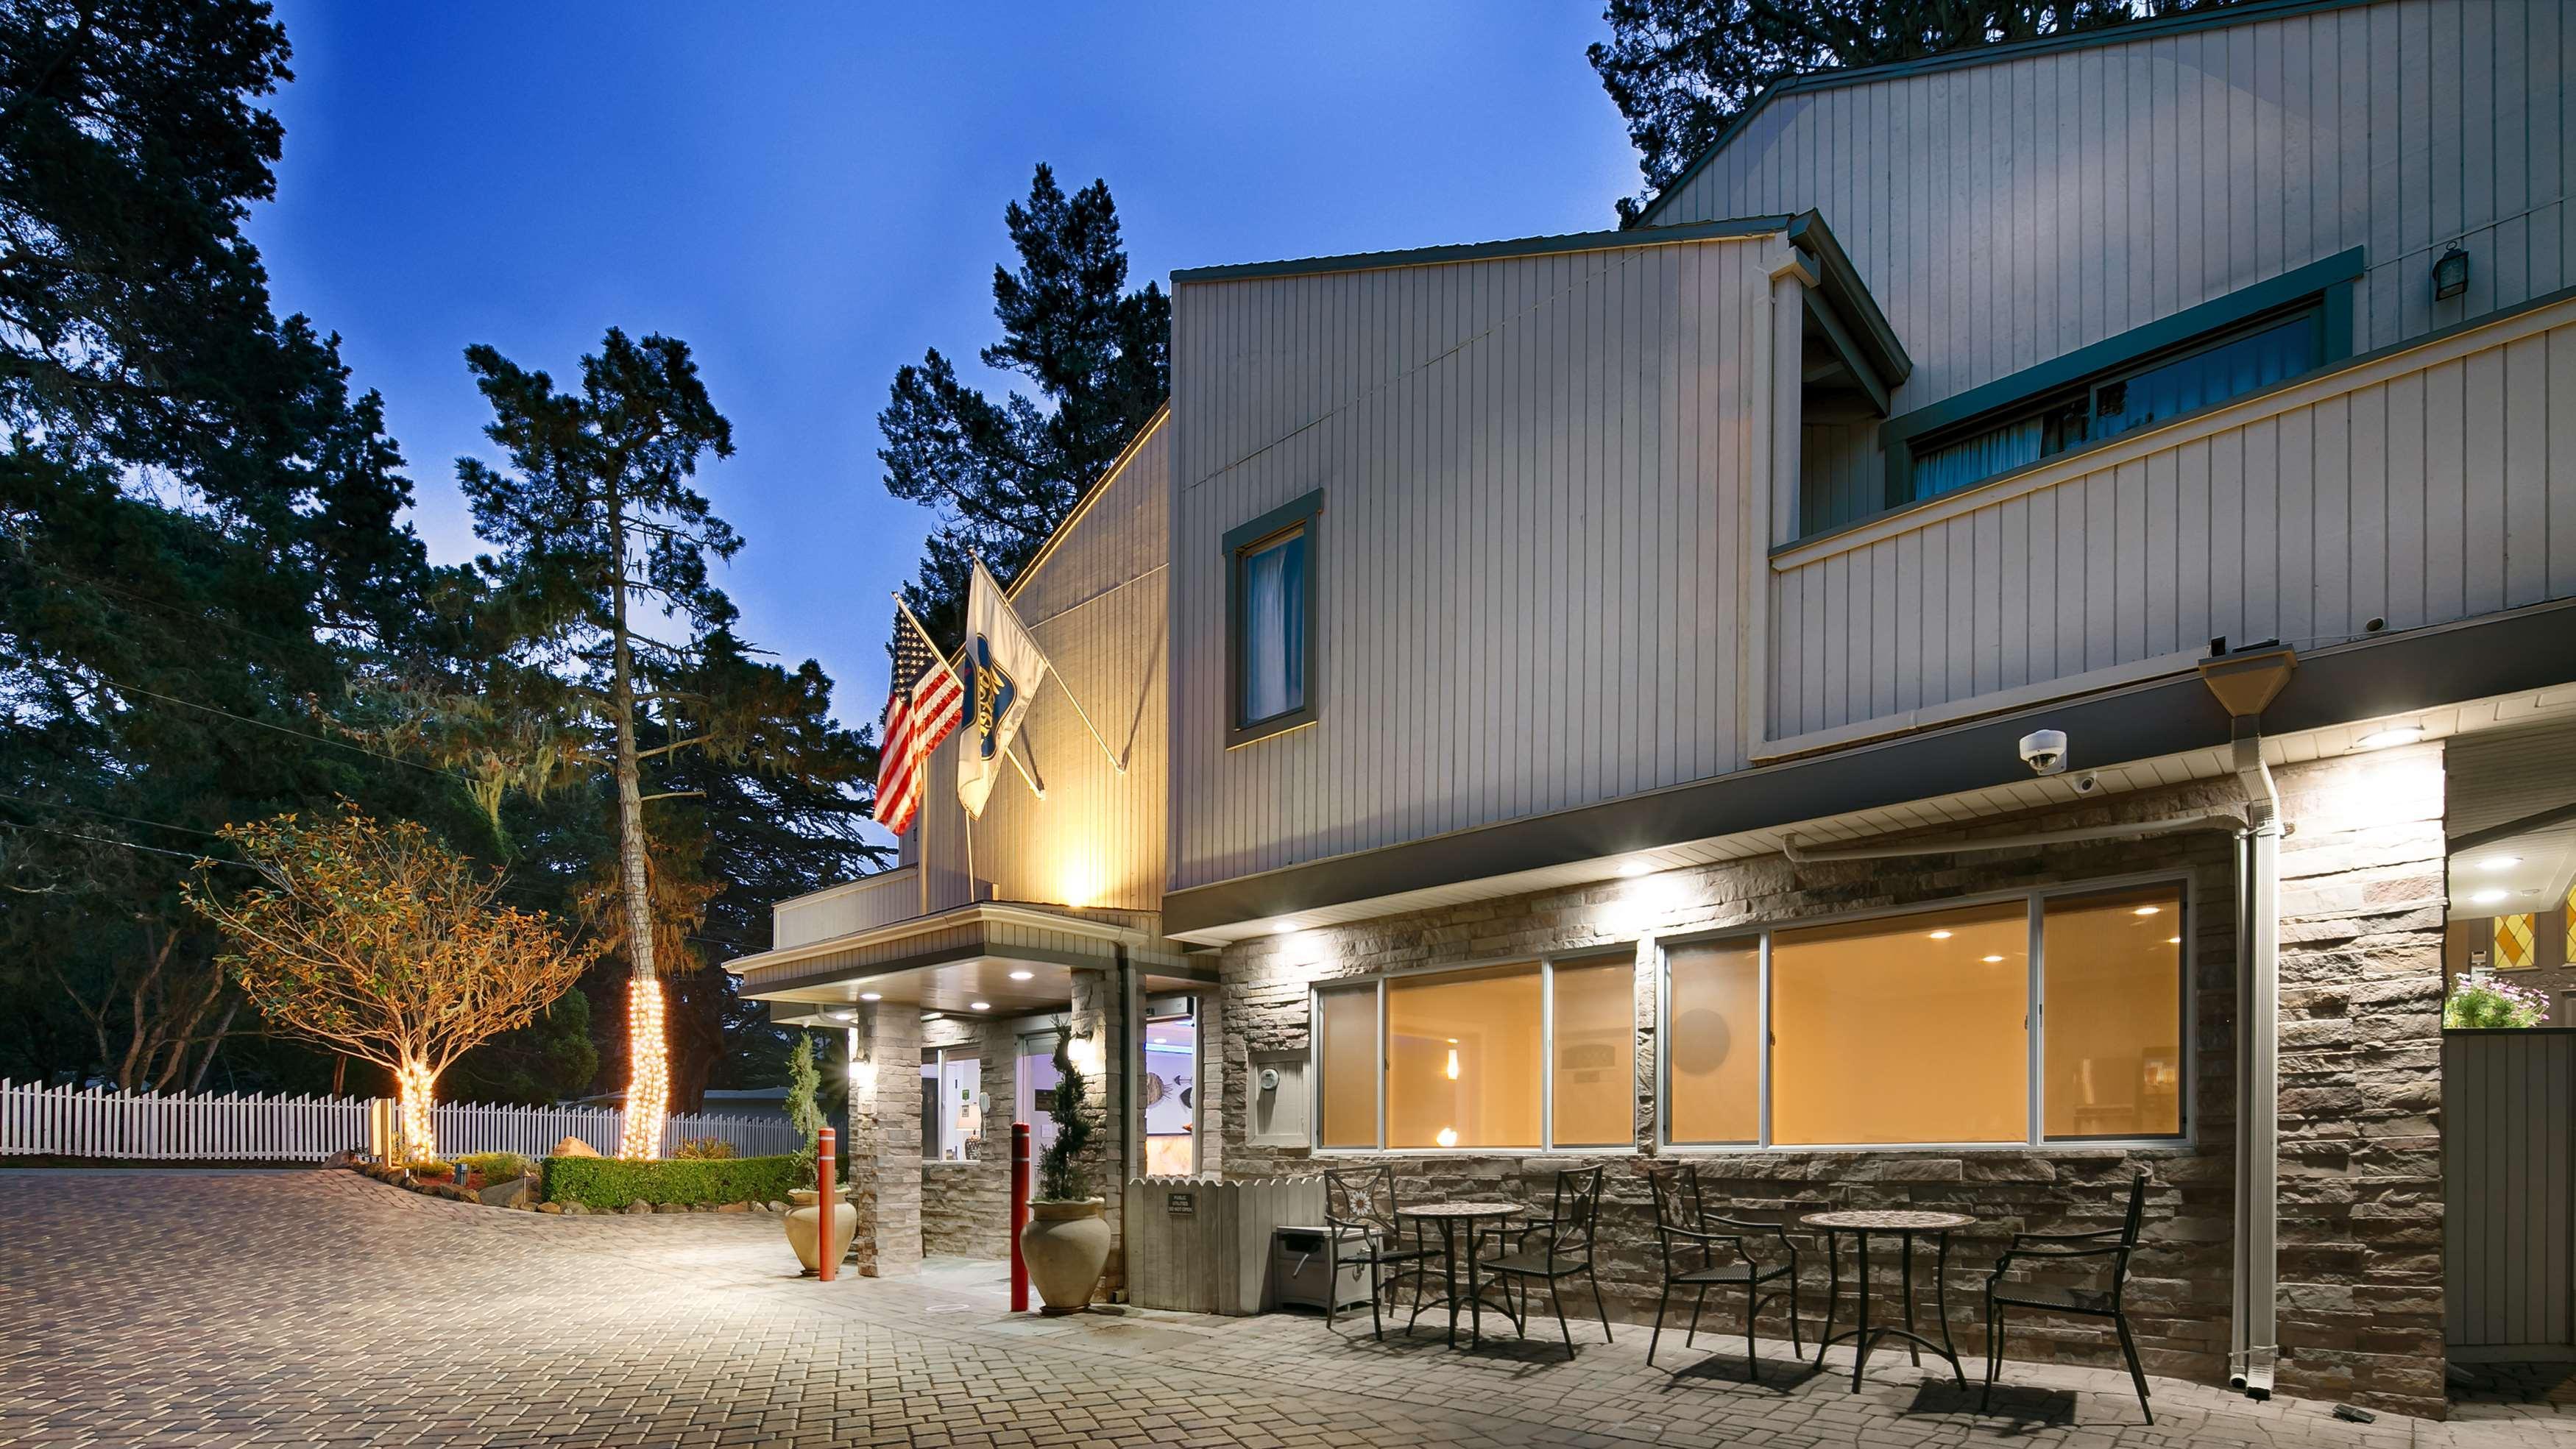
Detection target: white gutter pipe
<box><xmin>2229</xmin><ymin>723</ymin><xmax>2284</xmax><ymax>1400</ymax></box>
<box><xmin>2197</xmin><ymin>641</ymin><xmax>2296</xmax><ymax>1403</ymax></box>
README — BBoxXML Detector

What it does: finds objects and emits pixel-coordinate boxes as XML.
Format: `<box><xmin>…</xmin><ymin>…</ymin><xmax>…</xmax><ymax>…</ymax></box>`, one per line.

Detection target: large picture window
<box><xmin>1310</xmin><ymin>952</ymin><xmax>1638</xmax><ymax>1152</ymax></box>
<box><xmin>1661</xmin><ymin>880</ymin><xmax>2190</xmax><ymax>1150</ymax></box>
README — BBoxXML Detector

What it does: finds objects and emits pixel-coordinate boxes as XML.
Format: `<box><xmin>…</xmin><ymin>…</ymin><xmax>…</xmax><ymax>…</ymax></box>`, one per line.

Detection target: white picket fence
<box><xmin>0</xmin><ymin>1080</ymin><xmax>799</xmax><ymax>1163</ymax></box>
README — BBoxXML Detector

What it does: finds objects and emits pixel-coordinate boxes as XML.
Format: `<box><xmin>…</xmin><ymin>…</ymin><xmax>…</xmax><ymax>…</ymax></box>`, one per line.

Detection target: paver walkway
<box><xmin>0</xmin><ymin>1170</ymin><xmax>2561</xmax><ymax>1448</ymax></box>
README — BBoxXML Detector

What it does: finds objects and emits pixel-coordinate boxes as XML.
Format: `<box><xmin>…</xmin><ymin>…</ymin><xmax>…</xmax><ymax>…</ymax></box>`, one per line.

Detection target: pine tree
<box><xmin>457</xmin><ymin>327</ymin><xmax>741</xmax><ymax>1158</ymax></box>
<box><xmin>1589</xmin><ymin>0</ymin><xmax>2243</xmax><ymax>223</ymax></box>
<box><xmin>876</xmin><ymin>163</ymin><xmax>1168</xmax><ymax>645</ymax></box>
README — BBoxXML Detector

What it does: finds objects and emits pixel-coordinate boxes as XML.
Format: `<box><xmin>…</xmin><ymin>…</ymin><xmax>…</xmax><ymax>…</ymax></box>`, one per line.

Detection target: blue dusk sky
<box><xmin>250</xmin><ymin>2</ymin><xmax>1641</xmax><ymax>725</ymax></box>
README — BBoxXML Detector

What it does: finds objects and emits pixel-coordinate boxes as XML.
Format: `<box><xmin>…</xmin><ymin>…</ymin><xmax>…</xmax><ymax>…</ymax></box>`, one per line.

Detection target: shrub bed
<box><xmin>542</xmin><ymin>1153</ymin><xmax>802</xmax><ymax>1209</ymax></box>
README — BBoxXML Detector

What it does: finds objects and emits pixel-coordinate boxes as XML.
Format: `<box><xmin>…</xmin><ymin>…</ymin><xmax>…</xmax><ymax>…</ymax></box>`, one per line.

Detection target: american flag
<box><xmin>874</xmin><ymin>606</ymin><xmax>963</xmax><ymax>835</ymax></box>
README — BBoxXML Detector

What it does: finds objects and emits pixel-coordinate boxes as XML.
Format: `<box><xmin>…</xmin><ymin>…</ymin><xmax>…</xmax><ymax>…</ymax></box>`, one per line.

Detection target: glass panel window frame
<box><xmin>1657</xmin><ymin>874</ymin><xmax>2194</xmax><ymax>1153</ymax></box>
<box><xmin>921</xmin><ymin>1046</ymin><xmax>983</xmax><ymax>1162</ymax></box>
<box><xmin>1224</xmin><ymin>489</ymin><xmax>1323</xmax><ymax>745</ymax></box>
<box><xmin>1899</xmin><ymin>305</ymin><xmax>2325</xmax><ymax>507</ymax></box>
<box><xmin>1306</xmin><ymin>949</ymin><xmax>1642</xmax><ymax>1155</ymax></box>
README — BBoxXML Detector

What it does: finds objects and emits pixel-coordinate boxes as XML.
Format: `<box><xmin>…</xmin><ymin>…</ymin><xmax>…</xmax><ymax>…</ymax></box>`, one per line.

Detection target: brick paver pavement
<box><xmin>0</xmin><ymin>1169</ymin><xmax>2561</xmax><ymax>1448</ymax></box>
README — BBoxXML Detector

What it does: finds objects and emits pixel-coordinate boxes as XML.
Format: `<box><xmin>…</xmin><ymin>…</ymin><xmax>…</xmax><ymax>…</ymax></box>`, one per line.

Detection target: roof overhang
<box><xmin>728</xmin><ymin>900</ymin><xmax>1207</xmax><ymax>1027</ymax></box>
<box><xmin>1161</xmin><ymin>597</ymin><xmax>2576</xmax><ymax>943</ymax></box>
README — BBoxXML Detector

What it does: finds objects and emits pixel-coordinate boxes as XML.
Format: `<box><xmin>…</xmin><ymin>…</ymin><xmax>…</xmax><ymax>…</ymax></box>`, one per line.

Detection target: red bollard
<box><xmin>816</xmin><ymin>1126</ymin><xmax>838</xmax><ymax>1283</ymax></box>
<box><xmin>1009</xmin><ymin>1121</ymin><xmax>1031</xmax><ymax>1312</ymax></box>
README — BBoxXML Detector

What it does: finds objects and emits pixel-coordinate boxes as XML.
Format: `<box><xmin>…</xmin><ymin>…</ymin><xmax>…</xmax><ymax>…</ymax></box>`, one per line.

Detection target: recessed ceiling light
<box><xmin>1981</xmin><ymin>954</ymin><xmax>2006</xmax><ymax>963</ymax></box>
<box><xmin>2167</xmin><ymin>937</ymin><xmax>2182</xmax><ymax>946</ymax></box>
<box><xmin>1008</xmin><ymin>970</ymin><xmax>1034</xmax><ymax>981</ymax></box>
<box><xmin>2470</xmin><ymin>888</ymin><xmax>2509</xmax><ymax>904</ymax></box>
<box><xmin>1617</xmin><ymin>859</ymin><xmax>1652</xmax><ymax>878</ymax></box>
<box><xmin>858</xmin><ymin>991</ymin><xmax>882</xmax><ymax>1002</ymax></box>
<box><xmin>2131</xmin><ymin>905</ymin><xmax>2161</xmax><ymax>916</ymax></box>
<box><xmin>2478</xmin><ymin>856</ymin><xmax>2522</xmax><ymax>871</ymax></box>
<box><xmin>1269</xmin><ymin>920</ymin><xmax>1298</xmax><ymax>935</ymax></box>
<box><xmin>969</xmin><ymin>1001</ymin><xmax>991</xmax><ymax>1011</ymax></box>
<box><xmin>2356</xmin><ymin>723</ymin><xmax>2425</xmax><ymax>750</ymax></box>
<box><xmin>1928</xmin><ymin>930</ymin><xmax>1954</xmax><ymax>940</ymax></box>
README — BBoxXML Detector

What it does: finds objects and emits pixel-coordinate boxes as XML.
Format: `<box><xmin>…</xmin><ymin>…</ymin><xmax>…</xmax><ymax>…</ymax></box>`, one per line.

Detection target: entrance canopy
<box><xmin>726</xmin><ymin>899</ymin><xmax>1205</xmax><ymax>1029</ymax></box>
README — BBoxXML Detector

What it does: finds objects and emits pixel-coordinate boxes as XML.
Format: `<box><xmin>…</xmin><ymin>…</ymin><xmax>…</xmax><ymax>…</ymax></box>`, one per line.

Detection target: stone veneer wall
<box><xmin>1215</xmin><ymin>751</ymin><xmax>2447</xmax><ymax>1417</ymax></box>
<box><xmin>1069</xmin><ymin>967</ymin><xmax>1128</xmax><ymax>1300</ymax></box>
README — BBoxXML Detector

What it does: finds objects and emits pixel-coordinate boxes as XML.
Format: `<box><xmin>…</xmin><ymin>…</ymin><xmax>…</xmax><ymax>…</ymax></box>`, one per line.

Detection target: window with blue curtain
<box><xmin>1901</xmin><ymin>307</ymin><xmax>2324</xmax><ymax>507</ymax></box>
<box><xmin>1237</xmin><ymin>528</ymin><xmax>1306</xmax><ymax>726</ymax></box>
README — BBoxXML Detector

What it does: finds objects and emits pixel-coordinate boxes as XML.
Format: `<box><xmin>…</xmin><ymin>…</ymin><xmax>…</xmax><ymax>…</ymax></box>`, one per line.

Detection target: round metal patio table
<box><xmin>1802</xmin><ymin>1208</ymin><xmax>1972</xmax><ymax>1392</ymax></box>
<box><xmin>1395</xmin><ymin>1202</ymin><xmax>1526</xmax><ymax>1348</ymax></box>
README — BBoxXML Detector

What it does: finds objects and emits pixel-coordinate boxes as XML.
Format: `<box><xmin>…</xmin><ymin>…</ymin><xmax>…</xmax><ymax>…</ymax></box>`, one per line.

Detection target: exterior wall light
<box><xmin>2433</xmin><ymin>246</ymin><xmax>2469</xmax><ymax>301</ymax></box>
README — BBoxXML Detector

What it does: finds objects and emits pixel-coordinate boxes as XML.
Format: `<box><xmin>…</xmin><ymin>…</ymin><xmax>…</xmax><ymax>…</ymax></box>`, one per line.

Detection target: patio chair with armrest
<box><xmin>1479</xmin><ymin>1166</ymin><xmax>1612</xmax><ymax>1357</ymax></box>
<box><xmin>1322</xmin><ymin>1165</ymin><xmax>1443</xmax><ymax>1340</ymax></box>
<box><xmin>1643</xmin><ymin>1163</ymin><xmax>1804</xmax><ymax>1378</ymax></box>
<box><xmin>1981</xmin><ymin>1173</ymin><xmax>2154</xmax><ymax>1423</ymax></box>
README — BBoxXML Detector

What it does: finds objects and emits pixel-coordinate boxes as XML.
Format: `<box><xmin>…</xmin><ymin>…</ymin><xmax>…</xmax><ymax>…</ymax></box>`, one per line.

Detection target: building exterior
<box><xmin>732</xmin><ymin>0</ymin><xmax>2576</xmax><ymax>1419</ymax></box>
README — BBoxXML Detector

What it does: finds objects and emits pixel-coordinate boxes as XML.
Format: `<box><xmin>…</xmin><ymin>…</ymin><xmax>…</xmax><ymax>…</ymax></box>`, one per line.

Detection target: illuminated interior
<box><xmin>1549</xmin><ymin>954</ymin><xmax>1635</xmax><ymax>1147</ymax></box>
<box><xmin>2041</xmin><ymin>885</ymin><xmax>2185</xmax><ymax>1138</ymax></box>
<box><xmin>1771</xmin><ymin>900</ymin><xmax>2029</xmax><ymax>1145</ymax></box>
<box><xmin>1386</xmin><ymin>964</ymin><xmax>1540</xmax><ymax>1149</ymax></box>
<box><xmin>1665</xmin><ymin>938</ymin><xmax>1760</xmax><ymax>1144</ymax></box>
<box><xmin>1316</xmin><ymin>985</ymin><xmax>1378</xmax><ymax>1148</ymax></box>
<box><xmin>1143</xmin><ymin>1005</ymin><xmax>1197</xmax><ymax>1176</ymax></box>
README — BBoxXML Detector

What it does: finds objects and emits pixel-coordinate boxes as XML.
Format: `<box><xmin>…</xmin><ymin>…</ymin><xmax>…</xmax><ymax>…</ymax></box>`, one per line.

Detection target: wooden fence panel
<box><xmin>2444</xmin><ymin>1030</ymin><xmax>2576</xmax><ymax>1357</ymax></box>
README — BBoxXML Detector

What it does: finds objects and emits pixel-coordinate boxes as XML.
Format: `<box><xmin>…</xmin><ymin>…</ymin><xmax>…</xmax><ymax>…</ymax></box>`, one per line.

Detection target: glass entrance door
<box><xmin>1142</xmin><ymin>997</ymin><xmax>1197</xmax><ymax>1176</ymax></box>
<box><xmin>1016</xmin><ymin>1030</ymin><xmax>1061</xmax><ymax>1159</ymax></box>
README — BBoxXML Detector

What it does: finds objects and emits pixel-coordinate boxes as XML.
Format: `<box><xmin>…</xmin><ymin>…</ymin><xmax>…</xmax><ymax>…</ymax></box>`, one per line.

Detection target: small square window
<box><xmin>1224</xmin><ymin>490</ymin><xmax>1322</xmax><ymax>743</ymax></box>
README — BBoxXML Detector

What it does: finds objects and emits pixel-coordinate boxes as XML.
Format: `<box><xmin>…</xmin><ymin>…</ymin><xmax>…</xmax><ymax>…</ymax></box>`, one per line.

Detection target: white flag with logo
<box><xmin>956</xmin><ymin>557</ymin><xmax>1051</xmax><ymax>818</ymax></box>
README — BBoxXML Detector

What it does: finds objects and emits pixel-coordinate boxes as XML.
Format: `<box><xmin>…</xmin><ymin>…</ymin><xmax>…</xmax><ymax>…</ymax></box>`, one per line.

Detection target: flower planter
<box><xmin>1020</xmin><ymin>1197</ymin><xmax>1110</xmax><ymax>1314</ymax></box>
<box><xmin>783</xmin><ymin>1186</ymin><xmax>857</xmax><ymax>1275</ymax></box>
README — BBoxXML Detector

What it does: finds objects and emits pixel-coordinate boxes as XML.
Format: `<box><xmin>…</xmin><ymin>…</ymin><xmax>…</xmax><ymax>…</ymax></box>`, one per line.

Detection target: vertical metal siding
<box><xmin>2444</xmin><ymin>1030</ymin><xmax>2575</xmax><ymax>1353</ymax></box>
<box><xmin>1659</xmin><ymin>0</ymin><xmax>2576</xmax><ymax>418</ymax></box>
<box><xmin>907</xmin><ymin>422</ymin><xmax>1169</xmax><ymax>914</ymax></box>
<box><xmin>1170</xmin><ymin>238</ymin><xmax>1771</xmax><ymax>893</ymax></box>
<box><xmin>1767</xmin><ymin>307</ymin><xmax>2576</xmax><ymax>740</ymax></box>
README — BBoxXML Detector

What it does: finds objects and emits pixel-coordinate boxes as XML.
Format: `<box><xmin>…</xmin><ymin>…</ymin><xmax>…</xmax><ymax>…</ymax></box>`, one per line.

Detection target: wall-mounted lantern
<box><xmin>2433</xmin><ymin>245</ymin><xmax>2470</xmax><ymax>302</ymax></box>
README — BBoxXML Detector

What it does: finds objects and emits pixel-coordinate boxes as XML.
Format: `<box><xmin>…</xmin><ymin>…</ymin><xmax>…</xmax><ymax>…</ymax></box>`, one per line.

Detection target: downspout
<box><xmin>2199</xmin><ymin>643</ymin><xmax>2299</xmax><ymax>1403</ymax></box>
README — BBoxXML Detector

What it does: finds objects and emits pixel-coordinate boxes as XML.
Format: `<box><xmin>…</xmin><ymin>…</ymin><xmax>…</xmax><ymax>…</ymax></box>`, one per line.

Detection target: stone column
<box><xmin>2272</xmin><ymin>741</ymin><xmax>2447</xmax><ymax>1417</ymax></box>
<box><xmin>847</xmin><ymin>1003</ymin><xmax>922</xmax><ymax>1278</ymax></box>
<box><xmin>1068</xmin><ymin>963</ymin><xmax>1128</xmax><ymax>1300</ymax></box>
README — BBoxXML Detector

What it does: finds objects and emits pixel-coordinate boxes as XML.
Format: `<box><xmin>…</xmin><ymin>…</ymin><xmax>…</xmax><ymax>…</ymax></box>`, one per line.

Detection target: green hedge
<box><xmin>541</xmin><ymin>1153</ymin><xmax>804</xmax><ymax>1209</ymax></box>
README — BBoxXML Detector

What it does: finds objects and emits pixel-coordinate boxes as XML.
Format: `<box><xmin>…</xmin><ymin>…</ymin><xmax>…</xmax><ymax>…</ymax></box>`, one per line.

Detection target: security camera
<box><xmin>2071</xmin><ymin>771</ymin><xmax>2103</xmax><ymax>795</ymax></box>
<box><xmin>2018</xmin><ymin>729</ymin><xmax>2070</xmax><ymax>776</ymax></box>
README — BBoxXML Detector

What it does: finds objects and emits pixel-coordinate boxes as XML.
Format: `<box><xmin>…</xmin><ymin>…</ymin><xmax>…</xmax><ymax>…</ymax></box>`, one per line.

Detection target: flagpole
<box><xmin>1051</xmin><ymin>673</ymin><xmax>1128</xmax><ymax>774</ymax></box>
<box><xmin>893</xmin><ymin>589</ymin><xmax>1044</xmax><ymax>801</ymax></box>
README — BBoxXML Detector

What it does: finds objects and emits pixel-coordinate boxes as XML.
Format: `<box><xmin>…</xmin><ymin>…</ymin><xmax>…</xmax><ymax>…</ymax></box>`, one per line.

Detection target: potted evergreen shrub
<box><xmin>1019</xmin><ymin>1021</ymin><xmax>1109</xmax><ymax>1314</ymax></box>
<box><xmin>779</xmin><ymin>1035</ymin><xmax>854</xmax><ymax>1274</ymax></box>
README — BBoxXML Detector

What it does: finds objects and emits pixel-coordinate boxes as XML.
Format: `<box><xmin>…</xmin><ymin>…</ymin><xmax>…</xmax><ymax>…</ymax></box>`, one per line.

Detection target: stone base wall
<box><xmin>921</xmin><ymin>1160</ymin><xmax>1011</xmax><ymax>1257</ymax></box>
<box><xmin>1215</xmin><ymin>757</ymin><xmax>2447</xmax><ymax>1417</ymax></box>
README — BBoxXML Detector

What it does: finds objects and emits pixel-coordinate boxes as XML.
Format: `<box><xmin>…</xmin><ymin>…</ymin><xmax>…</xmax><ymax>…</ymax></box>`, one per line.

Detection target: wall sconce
<box><xmin>2432</xmin><ymin>245</ymin><xmax>2469</xmax><ymax>302</ymax></box>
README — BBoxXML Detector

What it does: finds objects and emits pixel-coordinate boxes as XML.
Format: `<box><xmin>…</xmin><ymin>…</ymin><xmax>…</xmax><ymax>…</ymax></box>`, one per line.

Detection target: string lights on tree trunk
<box><xmin>394</xmin><ymin>1059</ymin><xmax>438</xmax><ymax>1163</ymax></box>
<box><xmin>618</xmin><ymin>977</ymin><xmax>669</xmax><ymax>1160</ymax></box>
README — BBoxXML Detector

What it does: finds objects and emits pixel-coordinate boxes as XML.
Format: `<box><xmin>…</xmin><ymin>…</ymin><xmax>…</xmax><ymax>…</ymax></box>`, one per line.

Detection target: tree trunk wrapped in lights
<box><xmin>618</xmin><ymin>977</ymin><xmax>670</xmax><ymax>1159</ymax></box>
<box><xmin>185</xmin><ymin>804</ymin><xmax>601</xmax><ymax>1164</ymax></box>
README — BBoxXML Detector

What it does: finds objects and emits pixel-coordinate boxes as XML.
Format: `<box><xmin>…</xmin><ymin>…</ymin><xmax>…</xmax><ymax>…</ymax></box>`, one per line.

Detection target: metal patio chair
<box><xmin>1982</xmin><ymin>1173</ymin><xmax>2154</xmax><ymax>1423</ymax></box>
<box><xmin>1323</xmin><ymin>1165</ymin><xmax>1443</xmax><ymax>1340</ymax></box>
<box><xmin>1644</xmin><ymin>1163</ymin><xmax>1803</xmax><ymax>1378</ymax></box>
<box><xmin>1480</xmin><ymin>1165</ymin><xmax>1613</xmax><ymax>1357</ymax></box>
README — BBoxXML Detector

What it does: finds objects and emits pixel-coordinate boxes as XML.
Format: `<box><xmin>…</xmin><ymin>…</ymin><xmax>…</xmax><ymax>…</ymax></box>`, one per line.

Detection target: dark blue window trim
<box><xmin>1224</xmin><ymin>489</ymin><xmax>1323</xmax><ymax>746</ymax></box>
<box><xmin>1873</xmin><ymin>248</ymin><xmax>2363</xmax><ymax>514</ymax></box>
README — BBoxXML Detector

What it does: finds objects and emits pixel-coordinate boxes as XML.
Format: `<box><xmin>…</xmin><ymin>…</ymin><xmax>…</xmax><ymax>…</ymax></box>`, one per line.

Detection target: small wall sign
<box><xmin>1166</xmin><ymin>1191</ymin><xmax>1196</xmax><ymax>1215</ymax></box>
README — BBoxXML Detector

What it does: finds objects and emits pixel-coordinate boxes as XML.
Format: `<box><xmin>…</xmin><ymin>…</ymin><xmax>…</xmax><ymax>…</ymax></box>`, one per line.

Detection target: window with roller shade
<box><xmin>1660</xmin><ymin>882</ymin><xmax>2192</xmax><ymax>1149</ymax></box>
<box><xmin>1309</xmin><ymin>952</ymin><xmax>1639</xmax><ymax>1152</ymax></box>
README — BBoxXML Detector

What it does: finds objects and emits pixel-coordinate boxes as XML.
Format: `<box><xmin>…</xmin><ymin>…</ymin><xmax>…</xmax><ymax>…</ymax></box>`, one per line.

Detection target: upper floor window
<box><xmin>1908</xmin><ymin>308</ymin><xmax>2324</xmax><ymax>503</ymax></box>
<box><xmin>1859</xmin><ymin>247</ymin><xmax>2365</xmax><ymax>530</ymax></box>
<box><xmin>1225</xmin><ymin>489</ymin><xmax>1323</xmax><ymax>744</ymax></box>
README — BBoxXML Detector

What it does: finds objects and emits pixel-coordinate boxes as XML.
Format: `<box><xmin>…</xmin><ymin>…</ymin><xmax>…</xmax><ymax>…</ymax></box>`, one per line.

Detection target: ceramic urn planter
<box><xmin>784</xmin><ymin>1186</ymin><xmax>857</xmax><ymax>1275</ymax></box>
<box><xmin>1019</xmin><ymin>1197</ymin><xmax>1110</xmax><ymax>1314</ymax></box>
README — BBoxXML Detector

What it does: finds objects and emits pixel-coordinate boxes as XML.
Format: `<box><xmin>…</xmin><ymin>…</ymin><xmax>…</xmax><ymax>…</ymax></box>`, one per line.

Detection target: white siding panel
<box><xmin>1169</xmin><ymin>238</ymin><xmax>1769</xmax><ymax>891</ymax></box>
<box><xmin>1767</xmin><ymin>308</ymin><xmax>2576</xmax><ymax>737</ymax></box>
<box><xmin>1655</xmin><ymin>0</ymin><xmax>2576</xmax><ymax>419</ymax></box>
